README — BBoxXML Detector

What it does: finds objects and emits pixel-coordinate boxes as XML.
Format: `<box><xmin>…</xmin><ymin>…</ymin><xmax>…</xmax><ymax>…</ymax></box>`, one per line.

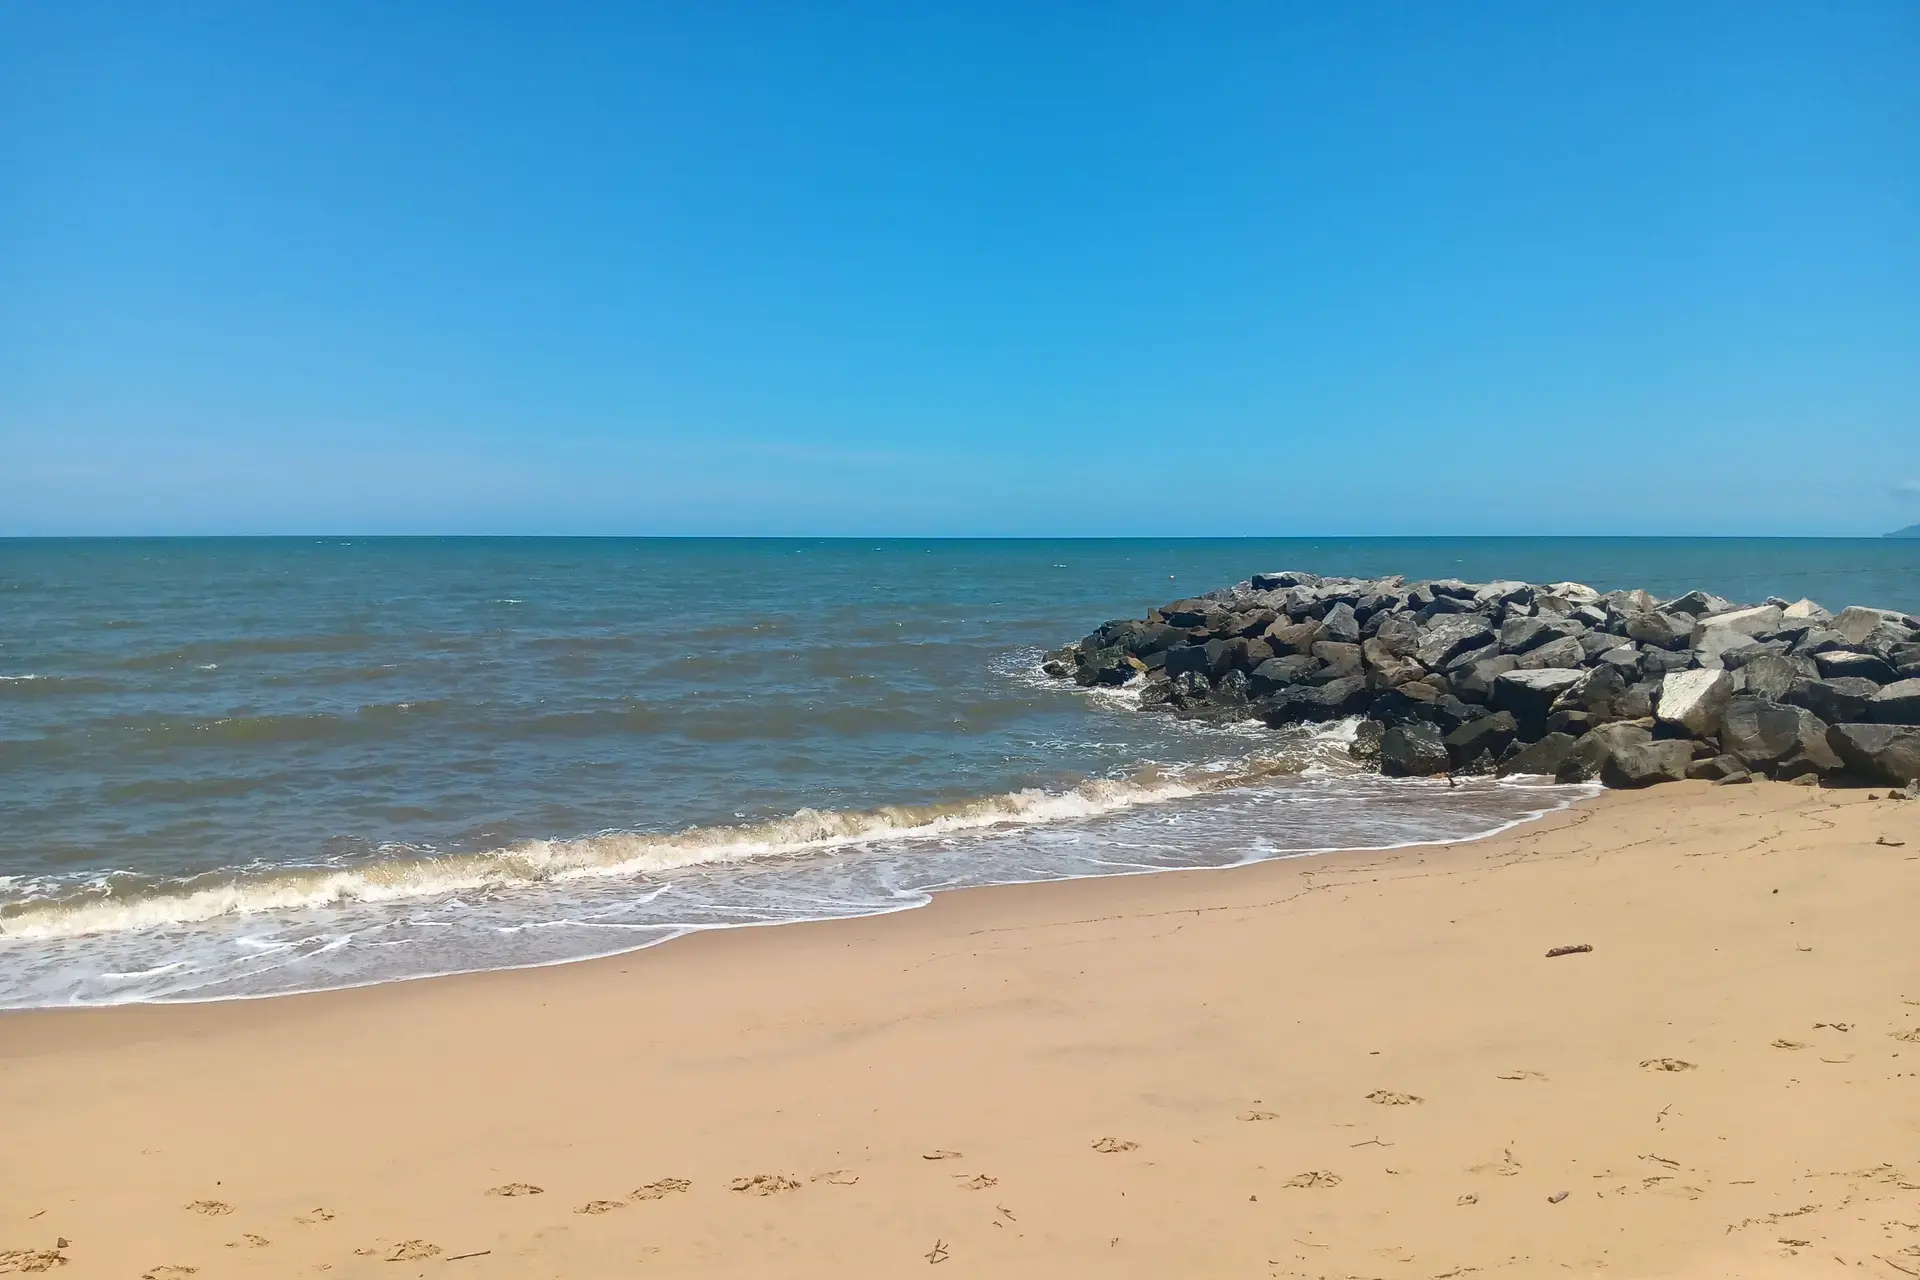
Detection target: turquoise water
<box><xmin>2</xmin><ymin>537</ymin><xmax>1913</xmax><ymax>1007</ymax></box>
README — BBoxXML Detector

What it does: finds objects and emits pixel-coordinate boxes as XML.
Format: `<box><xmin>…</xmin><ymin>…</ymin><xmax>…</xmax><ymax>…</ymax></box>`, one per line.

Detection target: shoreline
<box><xmin>5</xmin><ymin>781</ymin><xmax>1919</xmax><ymax>1278</ymax></box>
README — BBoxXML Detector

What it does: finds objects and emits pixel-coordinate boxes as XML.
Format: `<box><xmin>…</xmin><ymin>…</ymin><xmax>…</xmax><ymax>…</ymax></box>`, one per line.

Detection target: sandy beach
<box><xmin>4</xmin><ymin>780</ymin><xmax>1918</xmax><ymax>1279</ymax></box>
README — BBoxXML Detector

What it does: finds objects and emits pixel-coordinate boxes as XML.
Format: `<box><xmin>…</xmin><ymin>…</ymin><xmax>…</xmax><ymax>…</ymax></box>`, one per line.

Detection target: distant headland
<box><xmin>1888</xmin><ymin>524</ymin><xmax>1920</xmax><ymax>538</ymax></box>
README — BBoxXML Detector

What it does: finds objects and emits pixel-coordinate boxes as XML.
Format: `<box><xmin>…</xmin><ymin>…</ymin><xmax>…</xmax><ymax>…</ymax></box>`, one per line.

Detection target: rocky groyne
<box><xmin>1043</xmin><ymin>572</ymin><xmax>1920</xmax><ymax>789</ymax></box>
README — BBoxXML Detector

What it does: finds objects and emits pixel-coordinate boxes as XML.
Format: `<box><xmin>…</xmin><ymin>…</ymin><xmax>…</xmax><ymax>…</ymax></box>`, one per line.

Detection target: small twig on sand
<box><xmin>1546</xmin><ymin>944</ymin><xmax>1593</xmax><ymax>958</ymax></box>
<box><xmin>446</xmin><ymin>1252</ymin><xmax>492</xmax><ymax>1263</ymax></box>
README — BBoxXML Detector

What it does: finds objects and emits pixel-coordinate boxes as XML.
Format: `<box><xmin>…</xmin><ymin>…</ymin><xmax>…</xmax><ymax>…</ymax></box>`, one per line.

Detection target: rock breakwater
<box><xmin>1044</xmin><ymin>572</ymin><xmax>1920</xmax><ymax>789</ymax></box>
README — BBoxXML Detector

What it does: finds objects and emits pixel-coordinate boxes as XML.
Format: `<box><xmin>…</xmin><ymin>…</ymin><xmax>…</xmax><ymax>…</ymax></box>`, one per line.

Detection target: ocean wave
<box><xmin>0</xmin><ymin>734</ymin><xmax>1345</xmax><ymax>943</ymax></box>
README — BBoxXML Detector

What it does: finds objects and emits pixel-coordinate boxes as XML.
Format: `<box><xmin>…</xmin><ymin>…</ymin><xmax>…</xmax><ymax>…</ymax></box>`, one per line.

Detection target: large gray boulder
<box><xmin>1361</xmin><ymin>638</ymin><xmax>1425</xmax><ymax>689</ymax></box>
<box><xmin>1813</xmin><ymin>650</ymin><xmax>1899</xmax><ymax>684</ymax></box>
<box><xmin>1871</xmin><ymin>678</ymin><xmax>1920</xmax><ymax>725</ymax></box>
<box><xmin>1625</xmin><ymin>611</ymin><xmax>1693</xmax><ymax>651</ymax></box>
<box><xmin>1370</xmin><ymin>611</ymin><xmax>1422</xmax><ymax>658</ymax></box>
<box><xmin>1452</xmin><ymin>654</ymin><xmax>1520</xmax><ymax>703</ymax></box>
<box><xmin>1445</xmin><ymin>711</ymin><xmax>1519</xmax><ymax>768</ymax></box>
<box><xmin>1560</xmin><ymin>722</ymin><xmax>1654</xmax><ymax>783</ymax></box>
<box><xmin>1656</xmin><ymin>668</ymin><xmax>1734</xmax><ymax>737</ymax></box>
<box><xmin>1517</xmin><ymin>634</ymin><xmax>1587</xmax><ymax>670</ymax></box>
<box><xmin>1694</xmin><ymin>627</ymin><xmax>1761</xmax><ymax>667</ymax></box>
<box><xmin>1720</xmin><ymin>696</ymin><xmax>1841</xmax><ymax>777</ymax></box>
<box><xmin>1415</xmin><ymin>614</ymin><xmax>1496</xmax><ymax>670</ymax></box>
<box><xmin>1784</xmin><ymin>676</ymin><xmax>1880</xmax><ymax>726</ymax></box>
<box><xmin>1264</xmin><ymin>619</ymin><xmax>1323</xmax><ymax>656</ymax></box>
<box><xmin>1662</xmin><ymin>590</ymin><xmax>1736</xmax><ymax>617</ymax></box>
<box><xmin>1380</xmin><ymin>721</ymin><xmax>1451</xmax><ymax>777</ymax></box>
<box><xmin>1832</xmin><ymin>605</ymin><xmax>1913</xmax><ymax>646</ymax></box>
<box><xmin>1689</xmin><ymin>604</ymin><xmax>1783</xmax><ymax>646</ymax></box>
<box><xmin>1602</xmin><ymin>740</ymin><xmax>1694</xmax><ymax>789</ymax></box>
<box><xmin>1782</xmin><ymin>598</ymin><xmax>1829</xmax><ymax>620</ymax></box>
<box><xmin>1740</xmin><ymin>652</ymin><xmax>1812</xmax><ymax>701</ymax></box>
<box><xmin>1318</xmin><ymin>601</ymin><xmax>1362</xmax><ymax>645</ymax></box>
<box><xmin>1490</xmin><ymin>668</ymin><xmax>1587</xmax><ymax>737</ymax></box>
<box><xmin>1497</xmin><ymin>732</ymin><xmax>1579</xmax><ymax>778</ymax></box>
<box><xmin>1827</xmin><ymin>724</ymin><xmax>1920</xmax><ymax>784</ymax></box>
<box><xmin>1499</xmin><ymin>615</ymin><xmax>1583</xmax><ymax>655</ymax></box>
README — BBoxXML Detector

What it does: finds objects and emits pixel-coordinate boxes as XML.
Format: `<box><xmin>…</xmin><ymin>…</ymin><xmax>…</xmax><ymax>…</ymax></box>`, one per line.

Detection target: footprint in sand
<box><xmin>1456</xmin><ymin>1194</ymin><xmax>1478</xmax><ymax>1206</ymax></box>
<box><xmin>387</xmin><ymin>1241</ymin><xmax>440</xmax><ymax>1262</ymax></box>
<box><xmin>1469</xmin><ymin>1149</ymin><xmax>1523</xmax><ymax>1177</ymax></box>
<box><xmin>1640</xmin><ymin>1058</ymin><xmax>1697</xmax><ymax>1072</ymax></box>
<box><xmin>184</xmin><ymin>1200</ymin><xmax>232</xmax><ymax>1217</ymax></box>
<box><xmin>141</xmin><ymin>1268</ymin><xmax>197</xmax><ymax>1280</ymax></box>
<box><xmin>1813</xmin><ymin>1022</ymin><xmax>1853</xmax><ymax>1032</ymax></box>
<box><xmin>294</xmin><ymin>1208</ymin><xmax>335</xmax><ymax>1224</ymax></box>
<box><xmin>1091</xmin><ymin>1138</ymin><xmax>1138</xmax><ymax>1154</ymax></box>
<box><xmin>729</xmin><ymin>1175</ymin><xmax>801</xmax><ymax>1196</ymax></box>
<box><xmin>1890</xmin><ymin>1028</ymin><xmax>1920</xmax><ymax>1043</ymax></box>
<box><xmin>1365</xmin><ymin>1090</ymin><xmax>1423</xmax><ymax>1106</ymax></box>
<box><xmin>921</xmin><ymin>1150</ymin><xmax>963</xmax><ymax>1161</ymax></box>
<box><xmin>224</xmin><ymin>1234</ymin><xmax>269</xmax><ymax>1249</ymax></box>
<box><xmin>810</xmin><ymin>1171</ymin><xmax>859</xmax><ymax>1187</ymax></box>
<box><xmin>1284</xmin><ymin>1171</ymin><xmax>1341</xmax><ymax>1189</ymax></box>
<box><xmin>574</xmin><ymin>1201</ymin><xmax>625</xmax><ymax>1215</ymax></box>
<box><xmin>485</xmin><ymin>1183</ymin><xmax>544</xmax><ymax>1197</ymax></box>
<box><xmin>1238</xmin><ymin>1110</ymin><xmax>1278</xmax><ymax>1122</ymax></box>
<box><xmin>631</xmin><ymin>1177</ymin><xmax>692</xmax><ymax>1199</ymax></box>
<box><xmin>955</xmin><ymin>1174</ymin><xmax>998</xmax><ymax>1190</ymax></box>
<box><xmin>1496</xmin><ymin>1070</ymin><xmax>1547</xmax><ymax>1081</ymax></box>
<box><xmin>1</xmin><ymin>1251</ymin><xmax>67</xmax><ymax>1275</ymax></box>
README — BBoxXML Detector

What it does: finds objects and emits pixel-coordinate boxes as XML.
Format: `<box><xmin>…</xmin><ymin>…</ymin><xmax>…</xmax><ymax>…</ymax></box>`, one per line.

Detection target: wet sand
<box><xmin>4</xmin><ymin>780</ymin><xmax>1918</xmax><ymax>1279</ymax></box>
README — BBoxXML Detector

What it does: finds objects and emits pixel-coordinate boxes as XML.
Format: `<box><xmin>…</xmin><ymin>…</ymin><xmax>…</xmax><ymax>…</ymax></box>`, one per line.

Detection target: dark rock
<box><xmin>1415</xmin><ymin>615</ymin><xmax>1497</xmax><ymax>670</ymax></box>
<box><xmin>1229</xmin><ymin>610</ymin><xmax>1278</xmax><ymax>639</ymax></box>
<box><xmin>1380</xmin><ymin>721</ymin><xmax>1451</xmax><ymax>777</ymax></box>
<box><xmin>1211</xmin><ymin>668</ymin><xmax>1253</xmax><ymax>708</ymax></box>
<box><xmin>1720</xmin><ymin>696</ymin><xmax>1840</xmax><ymax>776</ymax></box>
<box><xmin>1498</xmin><ymin>732</ymin><xmax>1579</xmax><ymax>778</ymax></box>
<box><xmin>1601</xmin><ymin>739</ymin><xmax>1693</xmax><ymax>789</ymax></box>
<box><xmin>1547</xmin><ymin>709</ymin><xmax>1598</xmax><ymax>737</ymax></box>
<box><xmin>1694</xmin><ymin>627</ymin><xmax>1761</xmax><ymax>667</ymax></box>
<box><xmin>1126</xmin><ymin>623</ymin><xmax>1184</xmax><ymax>658</ymax></box>
<box><xmin>1318</xmin><ymin>602</ymin><xmax>1361</xmax><ymax>645</ymax></box>
<box><xmin>1517</xmin><ymin>634</ymin><xmax>1587</xmax><ymax>671</ymax></box>
<box><xmin>1661</xmin><ymin>590</ymin><xmax>1735</xmax><ymax>617</ymax></box>
<box><xmin>1445</xmin><ymin>711</ymin><xmax>1518</xmax><ymax>766</ymax></box>
<box><xmin>1720</xmin><ymin>640</ymin><xmax>1790</xmax><ymax>670</ymax></box>
<box><xmin>1826</xmin><ymin>724</ymin><xmax>1920</xmax><ymax>785</ymax></box>
<box><xmin>1489</xmin><ymin>668</ymin><xmax>1587</xmax><ymax>737</ymax></box>
<box><xmin>1616</xmin><ymin>681</ymin><xmax>1657</xmax><ymax>720</ymax></box>
<box><xmin>1074</xmin><ymin>646</ymin><xmax>1138</xmax><ymax>686</ymax></box>
<box><xmin>1258</xmin><ymin>675</ymin><xmax>1371</xmax><ymax>725</ymax></box>
<box><xmin>1248</xmin><ymin>655</ymin><xmax>1322</xmax><ymax>697</ymax></box>
<box><xmin>1560</xmin><ymin>722</ymin><xmax>1653</xmax><ymax>783</ymax></box>
<box><xmin>1161</xmin><ymin>600</ymin><xmax>1211</xmax><ymax>628</ymax></box>
<box><xmin>1592</xmin><ymin>646</ymin><xmax>1642</xmax><ymax>679</ymax></box>
<box><xmin>1625</xmin><ymin>611</ymin><xmax>1692</xmax><ymax>650</ymax></box>
<box><xmin>1308</xmin><ymin>641</ymin><xmax>1363</xmax><ymax>683</ymax></box>
<box><xmin>1361</xmin><ymin>637</ymin><xmax>1426</xmax><ymax>689</ymax></box>
<box><xmin>1348</xmin><ymin>718</ymin><xmax>1384</xmax><ymax>763</ymax></box>
<box><xmin>1739</xmin><ymin>653</ymin><xmax>1812</xmax><ymax>701</ymax></box>
<box><xmin>1871</xmin><ymin>678</ymin><xmax>1920</xmax><ymax>725</ymax></box>
<box><xmin>1443</xmin><ymin>640</ymin><xmax>1500</xmax><ymax>674</ymax></box>
<box><xmin>1264</xmin><ymin>619</ymin><xmax>1323</xmax><ymax>657</ymax></box>
<box><xmin>1784</xmin><ymin>677</ymin><xmax>1881</xmax><ymax>726</ymax></box>
<box><xmin>1453</xmin><ymin>654</ymin><xmax>1521</xmax><ymax>704</ymax></box>
<box><xmin>1427</xmin><ymin>695</ymin><xmax>1486</xmax><ymax>735</ymax></box>
<box><xmin>1500</xmin><ymin>615</ymin><xmax>1583</xmax><ymax>655</ymax></box>
<box><xmin>1371</xmin><ymin>611</ymin><xmax>1422</xmax><ymax>658</ymax></box>
<box><xmin>1639</xmin><ymin>646</ymin><xmax>1693</xmax><ymax>675</ymax></box>
<box><xmin>1163</xmin><ymin>645</ymin><xmax>1210</xmax><ymax>680</ymax></box>
<box><xmin>1251</xmin><ymin>570</ymin><xmax>1320</xmax><ymax>591</ymax></box>
<box><xmin>1686</xmin><ymin>754</ymin><xmax>1750</xmax><ymax>782</ymax></box>
<box><xmin>1579</xmin><ymin>631</ymin><xmax>1624</xmax><ymax>661</ymax></box>
<box><xmin>1813</xmin><ymin>649</ymin><xmax>1898</xmax><ymax>683</ymax></box>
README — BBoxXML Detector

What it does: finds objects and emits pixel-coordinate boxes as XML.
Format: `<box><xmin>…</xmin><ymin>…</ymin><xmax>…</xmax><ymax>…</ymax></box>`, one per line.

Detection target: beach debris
<box><xmin>1496</xmin><ymin>1069</ymin><xmax>1547</xmax><ymax>1081</ymax></box>
<box><xmin>574</xmin><ymin>1201</ymin><xmax>625</xmax><ymax>1215</ymax></box>
<box><xmin>1547</xmin><ymin>1191</ymin><xmax>1569</xmax><ymax>1204</ymax></box>
<box><xmin>184</xmin><ymin>1200</ymin><xmax>232</xmax><ymax>1217</ymax></box>
<box><xmin>955</xmin><ymin>1174</ymin><xmax>997</xmax><ymax>1190</ymax></box>
<box><xmin>1890</xmin><ymin>1027</ymin><xmax>1920</xmax><ymax>1043</ymax></box>
<box><xmin>1640</xmin><ymin>1058</ymin><xmax>1696</xmax><ymax>1072</ymax></box>
<box><xmin>1456</xmin><ymin>1194</ymin><xmax>1477</xmax><ymax>1206</ymax></box>
<box><xmin>484</xmin><ymin>1183</ymin><xmax>544</xmax><ymax>1197</ymax></box>
<box><xmin>0</xmin><ymin>1249</ymin><xmax>66</xmax><ymax>1274</ymax></box>
<box><xmin>920</xmin><ymin>1149</ymin><xmax>963</xmax><ymax>1161</ymax></box>
<box><xmin>294</xmin><ymin>1208</ymin><xmax>335</xmax><ymax>1224</ymax></box>
<box><xmin>1349</xmin><ymin>1137</ymin><xmax>1394</xmax><ymax>1149</ymax></box>
<box><xmin>140</xmin><ymin>1269</ymin><xmax>195</xmax><ymax>1280</ymax></box>
<box><xmin>1365</xmin><ymin>1090</ymin><xmax>1422</xmax><ymax>1106</ymax></box>
<box><xmin>925</xmin><ymin>1239</ymin><xmax>949</xmax><ymax>1264</ymax></box>
<box><xmin>1813</xmin><ymin>1022</ymin><xmax>1852</xmax><ymax>1032</ymax></box>
<box><xmin>1090</xmin><ymin>1138</ymin><xmax>1138</xmax><ymax>1154</ymax></box>
<box><xmin>1777</xmin><ymin>1238</ymin><xmax>1810</xmax><ymax>1248</ymax></box>
<box><xmin>445</xmin><ymin>1252</ymin><xmax>492</xmax><ymax>1263</ymax></box>
<box><xmin>1546</xmin><ymin>944</ymin><xmax>1593</xmax><ymax>958</ymax></box>
<box><xmin>630</xmin><ymin>1177</ymin><xmax>692</xmax><ymax>1199</ymax></box>
<box><xmin>1238</xmin><ymin>1110</ymin><xmax>1278</xmax><ymax>1122</ymax></box>
<box><xmin>810</xmin><ymin>1170</ymin><xmax>859</xmax><ymax>1186</ymax></box>
<box><xmin>1772</xmin><ymin>1039</ymin><xmax>1807</xmax><ymax>1050</ymax></box>
<box><xmin>1879</xmin><ymin>836</ymin><xmax>1906</xmax><ymax>846</ymax></box>
<box><xmin>224</xmin><ymin>1234</ymin><xmax>269</xmax><ymax>1249</ymax></box>
<box><xmin>1284</xmin><ymin>1170</ymin><xmax>1341</xmax><ymax>1189</ymax></box>
<box><xmin>387</xmin><ymin>1241</ymin><xmax>440</xmax><ymax>1262</ymax></box>
<box><xmin>728</xmin><ymin>1174</ymin><xmax>801</xmax><ymax>1195</ymax></box>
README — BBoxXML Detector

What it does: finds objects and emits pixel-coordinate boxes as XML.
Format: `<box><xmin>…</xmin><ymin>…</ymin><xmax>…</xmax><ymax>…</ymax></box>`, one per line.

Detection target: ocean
<box><xmin>2</xmin><ymin>537</ymin><xmax>1915</xmax><ymax>1009</ymax></box>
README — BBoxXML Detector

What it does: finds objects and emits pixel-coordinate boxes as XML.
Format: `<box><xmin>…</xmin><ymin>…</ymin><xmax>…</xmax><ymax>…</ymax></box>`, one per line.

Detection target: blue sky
<box><xmin>2</xmin><ymin>3</ymin><xmax>1916</xmax><ymax>536</ymax></box>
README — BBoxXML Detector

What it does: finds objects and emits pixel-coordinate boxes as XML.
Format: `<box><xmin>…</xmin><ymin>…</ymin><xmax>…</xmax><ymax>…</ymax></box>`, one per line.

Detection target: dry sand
<box><xmin>4</xmin><ymin>780</ymin><xmax>1919</xmax><ymax>1279</ymax></box>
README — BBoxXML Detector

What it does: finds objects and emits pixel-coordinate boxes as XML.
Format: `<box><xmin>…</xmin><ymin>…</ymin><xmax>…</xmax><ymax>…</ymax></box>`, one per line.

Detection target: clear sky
<box><xmin>3</xmin><ymin>3</ymin><xmax>1916</xmax><ymax>536</ymax></box>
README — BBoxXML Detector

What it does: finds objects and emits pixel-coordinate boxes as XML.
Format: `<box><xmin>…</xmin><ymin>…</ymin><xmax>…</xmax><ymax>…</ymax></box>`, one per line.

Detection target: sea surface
<box><xmin>3</xmin><ymin>537</ymin><xmax>1915</xmax><ymax>1010</ymax></box>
